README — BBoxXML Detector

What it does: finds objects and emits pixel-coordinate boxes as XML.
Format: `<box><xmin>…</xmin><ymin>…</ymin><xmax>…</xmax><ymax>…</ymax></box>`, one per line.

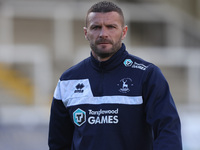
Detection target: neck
<box><xmin>91</xmin><ymin>51</ymin><xmax>115</xmax><ymax>62</ymax></box>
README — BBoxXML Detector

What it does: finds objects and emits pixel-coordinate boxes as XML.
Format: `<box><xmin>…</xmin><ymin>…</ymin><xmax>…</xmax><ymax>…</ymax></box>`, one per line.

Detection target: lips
<box><xmin>96</xmin><ymin>39</ymin><xmax>112</xmax><ymax>45</ymax></box>
<box><xmin>98</xmin><ymin>42</ymin><xmax>109</xmax><ymax>44</ymax></box>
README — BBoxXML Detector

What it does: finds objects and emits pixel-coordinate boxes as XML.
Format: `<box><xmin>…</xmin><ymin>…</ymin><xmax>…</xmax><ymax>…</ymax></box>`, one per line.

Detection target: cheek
<box><xmin>112</xmin><ymin>33</ymin><xmax>123</xmax><ymax>41</ymax></box>
<box><xmin>87</xmin><ymin>33</ymin><xmax>97</xmax><ymax>41</ymax></box>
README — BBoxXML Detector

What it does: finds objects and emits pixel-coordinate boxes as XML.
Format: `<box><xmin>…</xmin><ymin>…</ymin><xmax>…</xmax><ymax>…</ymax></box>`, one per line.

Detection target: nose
<box><xmin>99</xmin><ymin>27</ymin><xmax>108</xmax><ymax>38</ymax></box>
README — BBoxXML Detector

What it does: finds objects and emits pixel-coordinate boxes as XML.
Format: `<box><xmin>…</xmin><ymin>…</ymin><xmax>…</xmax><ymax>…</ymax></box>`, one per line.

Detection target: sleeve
<box><xmin>143</xmin><ymin>65</ymin><xmax>182</xmax><ymax>150</ymax></box>
<box><xmin>48</xmin><ymin>80</ymin><xmax>74</xmax><ymax>150</ymax></box>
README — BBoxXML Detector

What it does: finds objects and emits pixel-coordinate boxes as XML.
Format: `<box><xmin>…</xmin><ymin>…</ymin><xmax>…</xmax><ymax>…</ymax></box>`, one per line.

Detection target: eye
<box><xmin>107</xmin><ymin>25</ymin><xmax>116</xmax><ymax>29</ymax></box>
<box><xmin>91</xmin><ymin>25</ymin><xmax>101</xmax><ymax>30</ymax></box>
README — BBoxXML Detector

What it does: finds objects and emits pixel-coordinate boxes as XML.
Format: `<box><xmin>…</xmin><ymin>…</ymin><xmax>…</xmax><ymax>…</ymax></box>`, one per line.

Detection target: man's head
<box><xmin>84</xmin><ymin>1</ymin><xmax>128</xmax><ymax>61</ymax></box>
<box><xmin>86</xmin><ymin>1</ymin><xmax>125</xmax><ymax>27</ymax></box>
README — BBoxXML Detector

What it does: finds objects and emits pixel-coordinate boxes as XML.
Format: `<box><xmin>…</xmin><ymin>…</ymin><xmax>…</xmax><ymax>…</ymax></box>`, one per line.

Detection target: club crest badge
<box><xmin>117</xmin><ymin>78</ymin><xmax>133</xmax><ymax>93</ymax></box>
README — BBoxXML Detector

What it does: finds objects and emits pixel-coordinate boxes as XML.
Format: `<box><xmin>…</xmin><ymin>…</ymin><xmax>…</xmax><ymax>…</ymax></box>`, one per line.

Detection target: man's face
<box><xmin>84</xmin><ymin>11</ymin><xmax>128</xmax><ymax>61</ymax></box>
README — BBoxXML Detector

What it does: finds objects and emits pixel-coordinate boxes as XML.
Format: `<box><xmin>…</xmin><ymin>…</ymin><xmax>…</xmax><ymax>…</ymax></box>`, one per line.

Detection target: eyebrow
<box><xmin>90</xmin><ymin>22</ymin><xmax>119</xmax><ymax>27</ymax></box>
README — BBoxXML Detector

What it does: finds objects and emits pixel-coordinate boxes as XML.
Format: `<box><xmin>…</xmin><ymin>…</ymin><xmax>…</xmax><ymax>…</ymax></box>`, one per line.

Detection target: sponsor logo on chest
<box><xmin>123</xmin><ymin>59</ymin><xmax>148</xmax><ymax>70</ymax></box>
<box><xmin>73</xmin><ymin>108</ymin><xmax>119</xmax><ymax>126</ymax></box>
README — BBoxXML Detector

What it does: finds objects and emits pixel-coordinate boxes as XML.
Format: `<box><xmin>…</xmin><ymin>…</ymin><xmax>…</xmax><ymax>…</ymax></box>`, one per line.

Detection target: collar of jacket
<box><xmin>90</xmin><ymin>43</ymin><xmax>128</xmax><ymax>72</ymax></box>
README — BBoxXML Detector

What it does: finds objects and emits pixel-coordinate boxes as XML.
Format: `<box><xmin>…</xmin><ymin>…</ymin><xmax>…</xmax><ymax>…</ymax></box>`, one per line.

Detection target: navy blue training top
<box><xmin>48</xmin><ymin>43</ymin><xmax>182</xmax><ymax>150</ymax></box>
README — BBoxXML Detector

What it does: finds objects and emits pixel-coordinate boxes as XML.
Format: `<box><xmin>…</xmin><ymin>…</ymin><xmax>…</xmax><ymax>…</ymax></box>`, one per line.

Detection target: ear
<box><xmin>83</xmin><ymin>27</ymin><xmax>88</xmax><ymax>40</ymax></box>
<box><xmin>121</xmin><ymin>25</ymin><xmax>128</xmax><ymax>40</ymax></box>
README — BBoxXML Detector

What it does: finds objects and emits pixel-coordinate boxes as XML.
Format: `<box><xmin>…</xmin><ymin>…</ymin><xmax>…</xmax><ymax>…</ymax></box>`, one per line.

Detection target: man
<box><xmin>48</xmin><ymin>1</ymin><xmax>182</xmax><ymax>150</ymax></box>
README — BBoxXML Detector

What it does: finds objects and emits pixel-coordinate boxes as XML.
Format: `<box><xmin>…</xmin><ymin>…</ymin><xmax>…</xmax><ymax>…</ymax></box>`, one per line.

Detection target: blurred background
<box><xmin>0</xmin><ymin>0</ymin><xmax>200</xmax><ymax>149</ymax></box>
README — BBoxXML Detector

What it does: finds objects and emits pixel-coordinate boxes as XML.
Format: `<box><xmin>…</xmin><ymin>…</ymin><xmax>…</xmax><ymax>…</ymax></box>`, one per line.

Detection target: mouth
<box><xmin>97</xmin><ymin>42</ymin><xmax>112</xmax><ymax>47</ymax></box>
<box><xmin>96</xmin><ymin>39</ymin><xmax>112</xmax><ymax>45</ymax></box>
<box><xmin>98</xmin><ymin>42</ymin><xmax>110</xmax><ymax>45</ymax></box>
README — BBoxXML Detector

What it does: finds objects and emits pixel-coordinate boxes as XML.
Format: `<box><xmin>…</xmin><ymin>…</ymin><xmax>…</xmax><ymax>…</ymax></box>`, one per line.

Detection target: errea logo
<box><xmin>74</xmin><ymin>83</ymin><xmax>84</xmax><ymax>93</ymax></box>
<box><xmin>73</xmin><ymin>108</ymin><xmax>86</xmax><ymax>127</ymax></box>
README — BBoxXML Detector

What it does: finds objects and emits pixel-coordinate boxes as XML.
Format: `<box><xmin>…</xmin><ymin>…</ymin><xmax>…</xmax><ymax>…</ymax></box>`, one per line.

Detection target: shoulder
<box><xmin>129</xmin><ymin>54</ymin><xmax>166</xmax><ymax>83</ymax></box>
<box><xmin>125</xmin><ymin>52</ymin><xmax>163</xmax><ymax>79</ymax></box>
<box><xmin>126</xmin><ymin>53</ymin><xmax>169</xmax><ymax>90</ymax></box>
<box><xmin>125</xmin><ymin>53</ymin><xmax>156</xmax><ymax>71</ymax></box>
<box><xmin>60</xmin><ymin>57</ymin><xmax>90</xmax><ymax>81</ymax></box>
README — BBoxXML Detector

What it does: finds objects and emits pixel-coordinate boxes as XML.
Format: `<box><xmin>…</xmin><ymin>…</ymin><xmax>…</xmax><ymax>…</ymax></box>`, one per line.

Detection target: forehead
<box><xmin>87</xmin><ymin>11</ymin><xmax>123</xmax><ymax>26</ymax></box>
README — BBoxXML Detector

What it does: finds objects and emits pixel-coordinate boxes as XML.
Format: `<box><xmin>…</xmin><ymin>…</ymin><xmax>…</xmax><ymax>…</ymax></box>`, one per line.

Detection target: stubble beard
<box><xmin>90</xmin><ymin>38</ymin><xmax>122</xmax><ymax>59</ymax></box>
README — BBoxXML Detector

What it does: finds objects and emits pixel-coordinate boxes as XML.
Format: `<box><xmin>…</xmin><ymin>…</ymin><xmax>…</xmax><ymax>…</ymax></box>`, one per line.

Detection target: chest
<box><xmin>87</xmin><ymin>67</ymin><xmax>144</xmax><ymax>97</ymax></box>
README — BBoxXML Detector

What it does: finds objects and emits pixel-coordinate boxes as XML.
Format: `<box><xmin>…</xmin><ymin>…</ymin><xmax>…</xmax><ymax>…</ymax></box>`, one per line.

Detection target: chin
<box><xmin>98</xmin><ymin>53</ymin><xmax>113</xmax><ymax>59</ymax></box>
